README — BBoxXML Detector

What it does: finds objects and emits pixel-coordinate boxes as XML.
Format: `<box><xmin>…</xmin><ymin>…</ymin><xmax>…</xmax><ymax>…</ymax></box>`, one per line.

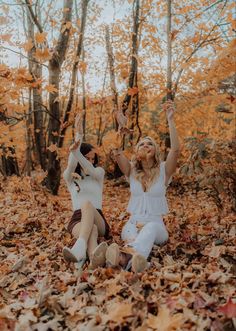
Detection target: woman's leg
<box><xmin>77</xmin><ymin>201</ymin><xmax>106</xmax><ymax>240</ymax></box>
<box><xmin>121</xmin><ymin>221</ymin><xmax>138</xmax><ymax>243</ymax></box>
<box><xmin>87</xmin><ymin>224</ymin><xmax>98</xmax><ymax>259</ymax></box>
<box><xmin>129</xmin><ymin>222</ymin><xmax>167</xmax><ymax>259</ymax></box>
<box><xmin>63</xmin><ymin>201</ymin><xmax>106</xmax><ymax>263</ymax></box>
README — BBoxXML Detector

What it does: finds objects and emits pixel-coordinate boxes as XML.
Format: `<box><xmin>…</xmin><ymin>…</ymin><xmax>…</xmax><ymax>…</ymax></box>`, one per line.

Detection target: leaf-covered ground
<box><xmin>0</xmin><ymin>174</ymin><xmax>235</xmax><ymax>331</ymax></box>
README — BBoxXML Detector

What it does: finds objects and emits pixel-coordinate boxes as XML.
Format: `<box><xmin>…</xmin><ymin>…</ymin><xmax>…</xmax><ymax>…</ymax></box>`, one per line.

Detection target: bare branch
<box><xmin>1</xmin><ymin>46</ymin><xmax>48</xmax><ymax>68</ymax></box>
<box><xmin>24</xmin><ymin>0</ymin><xmax>44</xmax><ymax>33</ymax></box>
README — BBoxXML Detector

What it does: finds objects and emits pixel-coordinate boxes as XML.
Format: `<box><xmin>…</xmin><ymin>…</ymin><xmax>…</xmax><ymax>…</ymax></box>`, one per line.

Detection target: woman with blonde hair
<box><xmin>107</xmin><ymin>100</ymin><xmax>180</xmax><ymax>272</ymax></box>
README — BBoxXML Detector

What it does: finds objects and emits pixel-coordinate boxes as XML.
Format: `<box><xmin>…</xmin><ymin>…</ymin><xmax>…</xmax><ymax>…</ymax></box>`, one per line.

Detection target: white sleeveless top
<box><xmin>127</xmin><ymin>162</ymin><xmax>170</xmax><ymax>216</ymax></box>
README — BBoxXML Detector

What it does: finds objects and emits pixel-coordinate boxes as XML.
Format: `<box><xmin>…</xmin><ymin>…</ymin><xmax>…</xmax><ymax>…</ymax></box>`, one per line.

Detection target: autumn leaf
<box><xmin>35</xmin><ymin>32</ymin><xmax>47</xmax><ymax>44</ymax></box>
<box><xmin>47</xmin><ymin>144</ymin><xmax>57</xmax><ymax>153</ymax></box>
<box><xmin>170</xmin><ymin>29</ymin><xmax>179</xmax><ymax>40</ymax></box>
<box><xmin>146</xmin><ymin>306</ymin><xmax>184</xmax><ymax>331</ymax></box>
<box><xmin>22</xmin><ymin>40</ymin><xmax>34</xmax><ymax>52</ymax></box>
<box><xmin>35</xmin><ymin>47</ymin><xmax>52</xmax><ymax>62</ymax></box>
<box><xmin>79</xmin><ymin>61</ymin><xmax>87</xmax><ymax>74</ymax></box>
<box><xmin>34</xmin><ymin>32</ymin><xmax>47</xmax><ymax>44</ymax></box>
<box><xmin>104</xmin><ymin>302</ymin><xmax>133</xmax><ymax>323</ymax></box>
<box><xmin>128</xmin><ymin>86</ymin><xmax>139</xmax><ymax>96</ymax></box>
<box><xmin>0</xmin><ymin>34</ymin><xmax>12</xmax><ymax>42</ymax></box>
<box><xmin>45</xmin><ymin>84</ymin><xmax>58</xmax><ymax>94</ymax></box>
<box><xmin>61</xmin><ymin>21</ymin><xmax>72</xmax><ymax>33</ymax></box>
<box><xmin>218</xmin><ymin>298</ymin><xmax>236</xmax><ymax>318</ymax></box>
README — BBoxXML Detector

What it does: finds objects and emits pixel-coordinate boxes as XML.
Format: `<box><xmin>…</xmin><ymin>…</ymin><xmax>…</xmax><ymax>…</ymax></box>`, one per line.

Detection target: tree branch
<box><xmin>24</xmin><ymin>0</ymin><xmax>44</xmax><ymax>33</ymax></box>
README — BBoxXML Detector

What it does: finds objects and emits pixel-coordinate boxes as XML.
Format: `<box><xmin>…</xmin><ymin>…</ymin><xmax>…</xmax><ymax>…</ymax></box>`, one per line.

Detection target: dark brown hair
<box><xmin>75</xmin><ymin>143</ymin><xmax>98</xmax><ymax>177</ymax></box>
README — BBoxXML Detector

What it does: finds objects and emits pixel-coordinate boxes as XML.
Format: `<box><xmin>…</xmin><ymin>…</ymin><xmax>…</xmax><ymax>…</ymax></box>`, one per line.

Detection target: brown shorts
<box><xmin>67</xmin><ymin>209</ymin><xmax>110</xmax><ymax>239</ymax></box>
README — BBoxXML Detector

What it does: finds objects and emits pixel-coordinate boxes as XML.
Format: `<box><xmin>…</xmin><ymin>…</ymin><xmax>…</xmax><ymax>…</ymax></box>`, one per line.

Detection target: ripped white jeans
<box><xmin>121</xmin><ymin>214</ymin><xmax>168</xmax><ymax>258</ymax></box>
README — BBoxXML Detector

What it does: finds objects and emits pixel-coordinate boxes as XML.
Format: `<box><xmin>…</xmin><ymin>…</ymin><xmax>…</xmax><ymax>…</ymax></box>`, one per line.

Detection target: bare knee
<box><xmin>81</xmin><ymin>200</ymin><xmax>94</xmax><ymax>212</ymax></box>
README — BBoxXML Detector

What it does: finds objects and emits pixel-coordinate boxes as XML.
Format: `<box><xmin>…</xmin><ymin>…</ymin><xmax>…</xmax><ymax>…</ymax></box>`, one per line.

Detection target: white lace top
<box><xmin>127</xmin><ymin>162</ymin><xmax>170</xmax><ymax>216</ymax></box>
<box><xmin>63</xmin><ymin>134</ymin><xmax>105</xmax><ymax>211</ymax></box>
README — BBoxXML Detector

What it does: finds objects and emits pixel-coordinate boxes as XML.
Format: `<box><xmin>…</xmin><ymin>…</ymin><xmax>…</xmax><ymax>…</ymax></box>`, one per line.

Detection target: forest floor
<box><xmin>0</xmin><ymin>173</ymin><xmax>235</xmax><ymax>331</ymax></box>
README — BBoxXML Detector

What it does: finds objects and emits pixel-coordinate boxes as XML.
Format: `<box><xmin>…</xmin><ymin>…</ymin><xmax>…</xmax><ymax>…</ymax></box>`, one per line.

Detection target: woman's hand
<box><xmin>110</xmin><ymin>148</ymin><xmax>122</xmax><ymax>162</ymax></box>
<box><xmin>69</xmin><ymin>140</ymin><xmax>80</xmax><ymax>152</ymax></box>
<box><xmin>163</xmin><ymin>100</ymin><xmax>176</xmax><ymax>121</ymax></box>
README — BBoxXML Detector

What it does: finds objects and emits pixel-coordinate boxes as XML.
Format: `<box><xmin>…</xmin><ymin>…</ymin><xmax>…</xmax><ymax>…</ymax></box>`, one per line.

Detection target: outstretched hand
<box><xmin>110</xmin><ymin>148</ymin><xmax>122</xmax><ymax>162</ymax></box>
<box><xmin>163</xmin><ymin>100</ymin><xmax>176</xmax><ymax>121</ymax></box>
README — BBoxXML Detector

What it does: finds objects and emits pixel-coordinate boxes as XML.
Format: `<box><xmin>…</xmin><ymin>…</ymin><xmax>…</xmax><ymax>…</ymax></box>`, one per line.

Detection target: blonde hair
<box><xmin>131</xmin><ymin>136</ymin><xmax>160</xmax><ymax>191</ymax></box>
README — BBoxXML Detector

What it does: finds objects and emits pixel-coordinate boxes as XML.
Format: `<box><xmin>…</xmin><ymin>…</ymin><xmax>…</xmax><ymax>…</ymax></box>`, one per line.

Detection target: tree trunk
<box><xmin>24</xmin><ymin>88</ymin><xmax>33</xmax><ymax>175</ymax></box>
<box><xmin>1</xmin><ymin>144</ymin><xmax>20</xmax><ymax>177</ymax></box>
<box><xmin>105</xmin><ymin>25</ymin><xmax>119</xmax><ymax>130</ymax></box>
<box><xmin>121</xmin><ymin>0</ymin><xmax>140</xmax><ymax>148</ymax></box>
<box><xmin>26</xmin><ymin>4</ymin><xmax>46</xmax><ymax>170</ymax></box>
<box><xmin>121</xmin><ymin>0</ymin><xmax>140</xmax><ymax>116</ymax></box>
<box><xmin>46</xmin><ymin>0</ymin><xmax>73</xmax><ymax>194</ymax></box>
<box><xmin>58</xmin><ymin>0</ymin><xmax>89</xmax><ymax>148</ymax></box>
<box><xmin>164</xmin><ymin>0</ymin><xmax>172</xmax><ymax>155</ymax></box>
<box><xmin>81</xmin><ymin>47</ymin><xmax>87</xmax><ymax>141</ymax></box>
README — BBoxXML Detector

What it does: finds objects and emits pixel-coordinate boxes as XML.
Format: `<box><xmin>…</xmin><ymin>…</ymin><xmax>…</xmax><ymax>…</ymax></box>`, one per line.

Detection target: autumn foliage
<box><xmin>0</xmin><ymin>0</ymin><xmax>235</xmax><ymax>330</ymax></box>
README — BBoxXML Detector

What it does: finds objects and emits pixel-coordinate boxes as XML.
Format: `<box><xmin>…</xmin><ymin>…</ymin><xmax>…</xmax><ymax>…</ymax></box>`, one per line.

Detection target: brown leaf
<box><xmin>146</xmin><ymin>306</ymin><xmax>184</xmax><ymax>331</ymax></box>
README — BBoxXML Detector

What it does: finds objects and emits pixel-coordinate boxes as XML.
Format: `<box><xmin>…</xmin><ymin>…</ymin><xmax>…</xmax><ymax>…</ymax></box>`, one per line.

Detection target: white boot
<box><xmin>63</xmin><ymin>238</ymin><xmax>86</xmax><ymax>263</ymax></box>
<box><xmin>89</xmin><ymin>242</ymin><xmax>108</xmax><ymax>270</ymax></box>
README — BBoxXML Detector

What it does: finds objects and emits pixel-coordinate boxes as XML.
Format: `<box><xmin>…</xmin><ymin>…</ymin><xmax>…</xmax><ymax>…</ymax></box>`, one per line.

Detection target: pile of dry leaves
<box><xmin>0</xmin><ymin>172</ymin><xmax>235</xmax><ymax>331</ymax></box>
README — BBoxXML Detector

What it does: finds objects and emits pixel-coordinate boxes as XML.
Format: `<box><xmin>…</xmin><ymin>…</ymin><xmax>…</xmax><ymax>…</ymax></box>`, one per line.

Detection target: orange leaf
<box><xmin>45</xmin><ymin>84</ymin><xmax>58</xmax><ymax>94</ymax></box>
<box><xmin>23</xmin><ymin>40</ymin><xmax>34</xmax><ymax>52</ymax></box>
<box><xmin>1</xmin><ymin>34</ymin><xmax>12</xmax><ymax>42</ymax></box>
<box><xmin>35</xmin><ymin>48</ymin><xmax>52</xmax><ymax>62</ymax></box>
<box><xmin>47</xmin><ymin>144</ymin><xmax>57</xmax><ymax>153</ymax></box>
<box><xmin>218</xmin><ymin>298</ymin><xmax>236</xmax><ymax>318</ymax></box>
<box><xmin>128</xmin><ymin>87</ymin><xmax>139</xmax><ymax>96</ymax></box>
<box><xmin>35</xmin><ymin>32</ymin><xmax>47</xmax><ymax>44</ymax></box>
<box><xmin>78</xmin><ymin>61</ymin><xmax>87</xmax><ymax>74</ymax></box>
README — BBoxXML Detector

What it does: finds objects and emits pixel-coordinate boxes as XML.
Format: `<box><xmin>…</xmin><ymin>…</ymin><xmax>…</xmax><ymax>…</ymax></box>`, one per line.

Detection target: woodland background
<box><xmin>0</xmin><ymin>0</ymin><xmax>235</xmax><ymax>330</ymax></box>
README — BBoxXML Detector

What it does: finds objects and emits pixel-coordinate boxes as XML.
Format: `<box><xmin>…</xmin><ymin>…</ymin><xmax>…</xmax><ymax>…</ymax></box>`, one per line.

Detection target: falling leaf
<box><xmin>79</xmin><ymin>61</ymin><xmax>87</xmax><ymax>74</ymax></box>
<box><xmin>35</xmin><ymin>47</ymin><xmax>52</xmax><ymax>62</ymax></box>
<box><xmin>45</xmin><ymin>84</ymin><xmax>58</xmax><ymax>94</ymax></box>
<box><xmin>128</xmin><ymin>87</ymin><xmax>139</xmax><ymax>96</ymax></box>
<box><xmin>47</xmin><ymin>144</ymin><xmax>57</xmax><ymax>153</ymax></box>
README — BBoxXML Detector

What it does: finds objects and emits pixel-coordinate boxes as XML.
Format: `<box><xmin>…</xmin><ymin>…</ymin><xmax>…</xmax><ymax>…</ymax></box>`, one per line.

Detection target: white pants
<box><xmin>121</xmin><ymin>215</ymin><xmax>168</xmax><ymax>259</ymax></box>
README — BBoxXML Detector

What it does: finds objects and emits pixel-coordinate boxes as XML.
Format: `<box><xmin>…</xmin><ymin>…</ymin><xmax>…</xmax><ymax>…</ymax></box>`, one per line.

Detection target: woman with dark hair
<box><xmin>106</xmin><ymin>100</ymin><xmax>180</xmax><ymax>272</ymax></box>
<box><xmin>62</xmin><ymin>111</ymin><xmax>110</xmax><ymax>269</ymax></box>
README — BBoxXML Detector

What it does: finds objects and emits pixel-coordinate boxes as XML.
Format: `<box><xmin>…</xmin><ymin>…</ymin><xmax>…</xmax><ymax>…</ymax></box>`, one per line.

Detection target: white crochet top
<box><xmin>127</xmin><ymin>162</ymin><xmax>170</xmax><ymax>216</ymax></box>
<box><xmin>63</xmin><ymin>134</ymin><xmax>105</xmax><ymax>211</ymax></box>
